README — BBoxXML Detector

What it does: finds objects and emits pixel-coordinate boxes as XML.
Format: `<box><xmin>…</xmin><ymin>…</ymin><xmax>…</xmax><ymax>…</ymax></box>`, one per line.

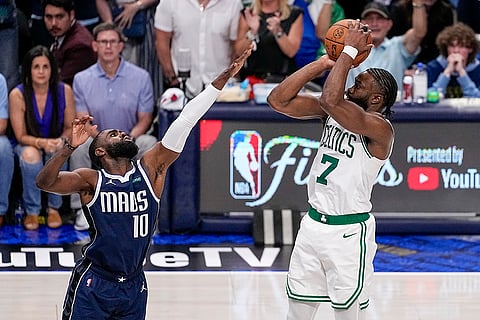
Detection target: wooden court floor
<box><xmin>1</xmin><ymin>271</ymin><xmax>479</xmax><ymax>319</ymax></box>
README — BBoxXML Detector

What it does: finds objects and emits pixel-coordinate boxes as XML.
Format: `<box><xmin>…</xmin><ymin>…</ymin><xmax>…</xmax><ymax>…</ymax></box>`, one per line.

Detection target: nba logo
<box><xmin>230</xmin><ymin>130</ymin><xmax>261</xmax><ymax>199</ymax></box>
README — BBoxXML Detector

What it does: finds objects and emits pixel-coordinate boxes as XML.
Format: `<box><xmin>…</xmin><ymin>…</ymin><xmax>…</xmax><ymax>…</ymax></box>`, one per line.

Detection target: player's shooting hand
<box><xmin>345</xmin><ymin>19</ymin><xmax>373</xmax><ymax>53</ymax></box>
<box><xmin>71</xmin><ymin>115</ymin><xmax>98</xmax><ymax>148</ymax></box>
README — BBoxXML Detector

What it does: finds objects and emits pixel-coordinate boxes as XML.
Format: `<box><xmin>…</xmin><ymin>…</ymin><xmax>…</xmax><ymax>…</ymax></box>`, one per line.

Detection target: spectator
<box><xmin>28</xmin><ymin>0</ymin><xmax>99</xmax><ymax>47</ymax></box>
<box><xmin>8</xmin><ymin>45</ymin><xmax>75</xmax><ymax>230</ymax></box>
<box><xmin>235</xmin><ymin>0</ymin><xmax>303</xmax><ymax>83</ymax></box>
<box><xmin>427</xmin><ymin>23</ymin><xmax>480</xmax><ymax>98</ymax></box>
<box><xmin>0</xmin><ymin>0</ymin><xmax>19</xmax><ymax>91</ymax></box>
<box><xmin>70</xmin><ymin>22</ymin><xmax>156</xmax><ymax>231</ymax></box>
<box><xmin>290</xmin><ymin>0</ymin><xmax>321</xmax><ymax>69</ymax></box>
<box><xmin>43</xmin><ymin>0</ymin><xmax>97</xmax><ymax>86</ymax></box>
<box><xmin>291</xmin><ymin>0</ymin><xmax>344</xmax><ymax>71</ymax></box>
<box><xmin>346</xmin><ymin>1</ymin><xmax>427</xmax><ymax>90</ymax></box>
<box><xmin>457</xmin><ymin>0</ymin><xmax>480</xmax><ymax>34</ymax></box>
<box><xmin>388</xmin><ymin>0</ymin><xmax>455</xmax><ymax>65</ymax></box>
<box><xmin>304</xmin><ymin>0</ymin><xmax>345</xmax><ymax>86</ymax></box>
<box><xmin>155</xmin><ymin>0</ymin><xmax>243</xmax><ymax>98</ymax></box>
<box><xmin>96</xmin><ymin>0</ymin><xmax>162</xmax><ymax>100</ymax></box>
<box><xmin>0</xmin><ymin>73</ymin><xmax>14</xmax><ymax>228</ymax></box>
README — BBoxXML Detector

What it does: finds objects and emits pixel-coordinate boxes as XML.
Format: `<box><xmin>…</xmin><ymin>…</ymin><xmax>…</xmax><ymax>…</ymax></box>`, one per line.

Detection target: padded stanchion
<box><xmin>170</xmin><ymin>123</ymin><xmax>201</xmax><ymax>232</ymax></box>
<box><xmin>253</xmin><ymin>209</ymin><xmax>303</xmax><ymax>245</ymax></box>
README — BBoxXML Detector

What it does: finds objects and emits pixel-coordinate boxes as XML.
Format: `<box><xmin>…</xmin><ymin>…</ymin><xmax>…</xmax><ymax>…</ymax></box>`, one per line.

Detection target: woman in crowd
<box><xmin>9</xmin><ymin>45</ymin><xmax>75</xmax><ymax>230</ymax></box>
<box><xmin>235</xmin><ymin>0</ymin><xmax>303</xmax><ymax>83</ymax></box>
<box><xmin>426</xmin><ymin>22</ymin><xmax>480</xmax><ymax>98</ymax></box>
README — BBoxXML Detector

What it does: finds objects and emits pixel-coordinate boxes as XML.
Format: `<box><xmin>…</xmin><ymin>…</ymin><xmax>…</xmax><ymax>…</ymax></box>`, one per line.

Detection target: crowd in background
<box><xmin>1</xmin><ymin>0</ymin><xmax>479</xmax><ymax>230</ymax></box>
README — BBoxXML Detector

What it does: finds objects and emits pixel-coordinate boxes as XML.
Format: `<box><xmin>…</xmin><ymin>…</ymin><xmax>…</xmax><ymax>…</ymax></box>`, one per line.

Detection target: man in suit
<box><xmin>44</xmin><ymin>0</ymin><xmax>97</xmax><ymax>85</ymax></box>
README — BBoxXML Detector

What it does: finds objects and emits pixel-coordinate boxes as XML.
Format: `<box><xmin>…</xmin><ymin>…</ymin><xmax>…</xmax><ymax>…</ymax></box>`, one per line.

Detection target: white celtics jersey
<box><xmin>308</xmin><ymin>116</ymin><xmax>392</xmax><ymax>215</ymax></box>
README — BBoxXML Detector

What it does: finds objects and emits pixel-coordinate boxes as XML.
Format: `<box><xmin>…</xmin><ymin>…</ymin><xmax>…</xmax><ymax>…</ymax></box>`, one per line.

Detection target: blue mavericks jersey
<box><xmin>82</xmin><ymin>160</ymin><xmax>160</xmax><ymax>275</ymax></box>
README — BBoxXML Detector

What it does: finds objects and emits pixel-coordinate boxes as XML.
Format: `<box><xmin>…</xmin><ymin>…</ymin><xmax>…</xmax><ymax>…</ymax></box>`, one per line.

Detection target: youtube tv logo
<box><xmin>407</xmin><ymin>167</ymin><xmax>440</xmax><ymax>190</ymax></box>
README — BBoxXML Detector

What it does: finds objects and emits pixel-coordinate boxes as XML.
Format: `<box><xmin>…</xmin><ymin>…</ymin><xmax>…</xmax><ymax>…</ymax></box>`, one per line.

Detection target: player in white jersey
<box><xmin>268</xmin><ymin>20</ymin><xmax>398</xmax><ymax>320</ymax></box>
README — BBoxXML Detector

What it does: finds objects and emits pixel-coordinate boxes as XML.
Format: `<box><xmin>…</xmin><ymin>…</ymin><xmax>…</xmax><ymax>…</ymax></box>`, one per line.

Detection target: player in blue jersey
<box><xmin>268</xmin><ymin>21</ymin><xmax>397</xmax><ymax>320</ymax></box>
<box><xmin>36</xmin><ymin>45</ymin><xmax>253</xmax><ymax>320</ymax></box>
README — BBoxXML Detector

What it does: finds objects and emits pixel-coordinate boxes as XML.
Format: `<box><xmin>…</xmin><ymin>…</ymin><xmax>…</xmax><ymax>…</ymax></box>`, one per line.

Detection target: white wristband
<box><xmin>342</xmin><ymin>46</ymin><xmax>358</xmax><ymax>60</ymax></box>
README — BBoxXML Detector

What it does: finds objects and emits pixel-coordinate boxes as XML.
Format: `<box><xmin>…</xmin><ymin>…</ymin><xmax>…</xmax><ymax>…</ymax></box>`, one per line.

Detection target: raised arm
<box><xmin>315</xmin><ymin>1</ymin><xmax>333</xmax><ymax>42</ymax></box>
<box><xmin>96</xmin><ymin>0</ymin><xmax>113</xmax><ymax>22</ymax></box>
<box><xmin>36</xmin><ymin>116</ymin><xmax>98</xmax><ymax>196</ymax></box>
<box><xmin>141</xmin><ymin>44</ymin><xmax>253</xmax><ymax>195</ymax></box>
<box><xmin>267</xmin><ymin>55</ymin><xmax>334</xmax><ymax>120</ymax></box>
<box><xmin>155</xmin><ymin>29</ymin><xmax>178</xmax><ymax>87</ymax></box>
<box><xmin>319</xmin><ymin>21</ymin><xmax>393</xmax><ymax>159</ymax></box>
<box><xmin>402</xmin><ymin>2</ymin><xmax>427</xmax><ymax>55</ymax></box>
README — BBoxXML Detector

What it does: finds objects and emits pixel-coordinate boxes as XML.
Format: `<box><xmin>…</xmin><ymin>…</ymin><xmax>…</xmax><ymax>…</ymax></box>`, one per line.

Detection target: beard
<box><xmin>346</xmin><ymin>94</ymin><xmax>368</xmax><ymax>111</ymax></box>
<box><xmin>106</xmin><ymin>140</ymin><xmax>139</xmax><ymax>160</ymax></box>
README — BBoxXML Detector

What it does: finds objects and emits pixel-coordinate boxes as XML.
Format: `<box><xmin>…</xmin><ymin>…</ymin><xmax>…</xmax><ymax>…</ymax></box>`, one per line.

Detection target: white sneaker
<box><xmin>74</xmin><ymin>209</ymin><xmax>89</xmax><ymax>231</ymax></box>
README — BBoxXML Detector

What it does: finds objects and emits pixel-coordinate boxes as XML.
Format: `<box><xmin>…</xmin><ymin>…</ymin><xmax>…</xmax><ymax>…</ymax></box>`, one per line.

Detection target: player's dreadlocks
<box><xmin>367</xmin><ymin>68</ymin><xmax>398</xmax><ymax>119</ymax></box>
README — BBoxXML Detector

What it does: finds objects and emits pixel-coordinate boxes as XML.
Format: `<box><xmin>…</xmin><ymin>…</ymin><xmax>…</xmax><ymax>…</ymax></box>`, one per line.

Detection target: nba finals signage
<box><xmin>200</xmin><ymin>120</ymin><xmax>480</xmax><ymax>214</ymax></box>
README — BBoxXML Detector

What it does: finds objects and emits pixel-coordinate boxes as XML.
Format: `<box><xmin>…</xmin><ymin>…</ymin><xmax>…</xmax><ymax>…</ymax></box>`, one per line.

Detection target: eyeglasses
<box><xmin>96</xmin><ymin>39</ymin><xmax>121</xmax><ymax>47</ymax></box>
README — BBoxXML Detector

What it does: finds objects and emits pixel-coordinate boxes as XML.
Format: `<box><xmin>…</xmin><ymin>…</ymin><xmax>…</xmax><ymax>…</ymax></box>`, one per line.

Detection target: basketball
<box><xmin>324</xmin><ymin>19</ymin><xmax>372</xmax><ymax>67</ymax></box>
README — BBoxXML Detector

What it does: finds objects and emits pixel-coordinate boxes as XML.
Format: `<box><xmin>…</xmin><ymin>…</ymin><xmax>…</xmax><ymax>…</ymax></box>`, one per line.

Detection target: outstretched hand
<box><xmin>212</xmin><ymin>44</ymin><xmax>253</xmax><ymax>90</ymax></box>
<box><xmin>229</xmin><ymin>43</ymin><xmax>254</xmax><ymax>77</ymax></box>
<box><xmin>71</xmin><ymin>115</ymin><xmax>98</xmax><ymax>148</ymax></box>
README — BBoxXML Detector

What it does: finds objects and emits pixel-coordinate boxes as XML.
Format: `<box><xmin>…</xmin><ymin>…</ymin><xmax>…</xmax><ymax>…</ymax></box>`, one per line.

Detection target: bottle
<box><xmin>427</xmin><ymin>88</ymin><xmax>440</xmax><ymax>103</ymax></box>
<box><xmin>402</xmin><ymin>75</ymin><xmax>413</xmax><ymax>104</ymax></box>
<box><xmin>413</xmin><ymin>62</ymin><xmax>428</xmax><ymax>104</ymax></box>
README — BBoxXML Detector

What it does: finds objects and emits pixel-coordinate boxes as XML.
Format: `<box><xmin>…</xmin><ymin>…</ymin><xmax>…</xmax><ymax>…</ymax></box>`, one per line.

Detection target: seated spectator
<box><xmin>43</xmin><ymin>0</ymin><xmax>97</xmax><ymax>86</ymax></box>
<box><xmin>427</xmin><ymin>23</ymin><xmax>480</xmax><ymax>98</ymax></box>
<box><xmin>235</xmin><ymin>0</ymin><xmax>303</xmax><ymax>83</ymax></box>
<box><xmin>28</xmin><ymin>0</ymin><xmax>99</xmax><ymax>46</ymax></box>
<box><xmin>8</xmin><ymin>46</ymin><xmax>75</xmax><ymax>230</ymax></box>
<box><xmin>96</xmin><ymin>0</ymin><xmax>162</xmax><ymax>100</ymax></box>
<box><xmin>388</xmin><ymin>0</ymin><xmax>455</xmax><ymax>65</ymax></box>
<box><xmin>0</xmin><ymin>73</ymin><xmax>14</xmax><ymax>228</ymax></box>
<box><xmin>154</xmin><ymin>0</ymin><xmax>242</xmax><ymax>98</ymax></box>
<box><xmin>96</xmin><ymin>0</ymin><xmax>158</xmax><ymax>63</ymax></box>
<box><xmin>70</xmin><ymin>22</ymin><xmax>156</xmax><ymax>231</ymax></box>
<box><xmin>346</xmin><ymin>2</ymin><xmax>427</xmax><ymax>90</ymax></box>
